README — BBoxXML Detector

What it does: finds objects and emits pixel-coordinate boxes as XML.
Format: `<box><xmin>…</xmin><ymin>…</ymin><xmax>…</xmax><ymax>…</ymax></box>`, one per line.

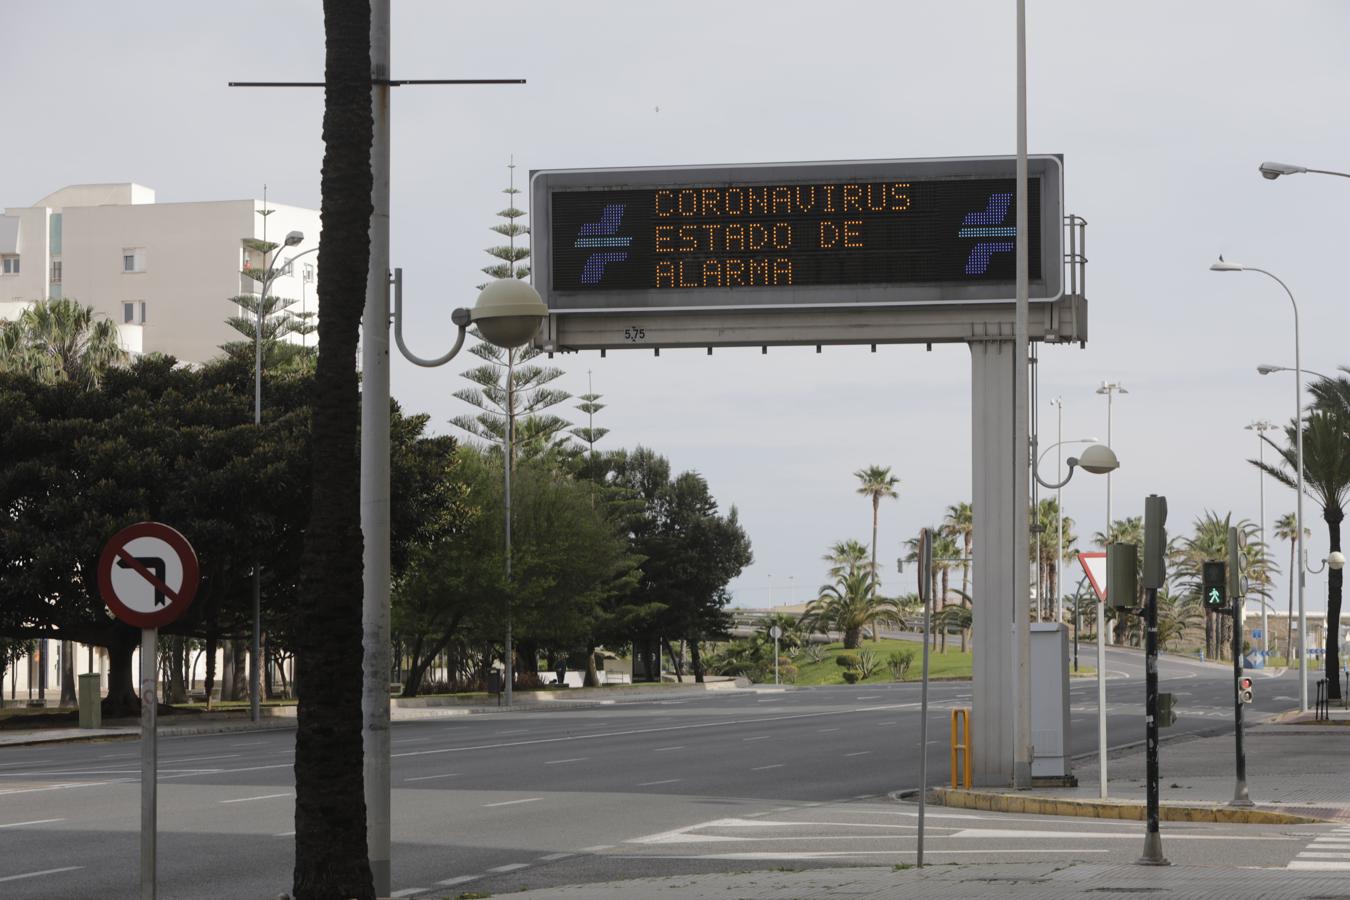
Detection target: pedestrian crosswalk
<box><xmin>1287</xmin><ymin>825</ymin><xmax>1350</xmax><ymax>870</ymax></box>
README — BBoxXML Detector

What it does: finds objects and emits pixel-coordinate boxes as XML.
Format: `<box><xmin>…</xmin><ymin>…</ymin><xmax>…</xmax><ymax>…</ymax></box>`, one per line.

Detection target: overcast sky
<box><xmin>9</xmin><ymin>1</ymin><xmax>1350</xmax><ymax>614</ymax></box>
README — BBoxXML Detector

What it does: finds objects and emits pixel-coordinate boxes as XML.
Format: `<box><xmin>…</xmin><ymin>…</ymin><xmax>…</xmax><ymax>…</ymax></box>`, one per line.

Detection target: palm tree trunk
<box><xmin>1287</xmin><ymin>539</ymin><xmax>1296</xmax><ymax>662</ymax></box>
<box><xmin>1327</xmin><ymin>509</ymin><xmax>1343</xmax><ymax>700</ymax></box>
<box><xmin>291</xmin><ymin>2</ymin><xmax>375</xmax><ymax>895</ymax></box>
<box><xmin>870</xmin><ymin>498</ymin><xmax>880</xmax><ymax>642</ymax></box>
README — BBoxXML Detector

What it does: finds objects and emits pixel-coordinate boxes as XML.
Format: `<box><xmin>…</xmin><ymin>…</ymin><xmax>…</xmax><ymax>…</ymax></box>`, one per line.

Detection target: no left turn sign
<box><xmin>97</xmin><ymin>522</ymin><xmax>200</xmax><ymax>629</ymax></box>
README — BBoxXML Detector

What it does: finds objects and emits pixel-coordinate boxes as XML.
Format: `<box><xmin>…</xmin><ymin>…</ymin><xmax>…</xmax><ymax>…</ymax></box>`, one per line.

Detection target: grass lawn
<box><xmin>790</xmin><ymin>639</ymin><xmax>973</xmax><ymax>685</ymax></box>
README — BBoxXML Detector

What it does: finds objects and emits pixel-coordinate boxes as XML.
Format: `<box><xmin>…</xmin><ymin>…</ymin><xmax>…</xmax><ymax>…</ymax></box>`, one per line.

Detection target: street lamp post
<box><xmin>1246</xmin><ymin>420</ymin><xmax>1275</xmax><ymax>660</ymax></box>
<box><xmin>1032</xmin><ymin>440</ymin><xmax>1119</xmax><ymax>799</ymax></box>
<box><xmin>1259</xmin><ymin>161</ymin><xmax>1350</xmax><ymax>181</ymax></box>
<box><xmin>249</xmin><ymin>224</ymin><xmax>304</xmax><ymax>723</ymax></box>
<box><xmin>1211</xmin><ymin>259</ymin><xmax>1308</xmax><ymax>712</ymax></box>
<box><xmin>1037</xmin><ymin>421</ymin><xmax>1099</xmax><ymax>624</ymax></box>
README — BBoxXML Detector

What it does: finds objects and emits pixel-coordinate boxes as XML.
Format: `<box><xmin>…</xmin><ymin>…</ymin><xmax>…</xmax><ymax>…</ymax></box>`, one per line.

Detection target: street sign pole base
<box><xmin>1231</xmin><ymin>784</ymin><xmax>1254</xmax><ymax>807</ymax></box>
<box><xmin>1136</xmin><ymin>832</ymin><xmax>1169</xmax><ymax>867</ymax></box>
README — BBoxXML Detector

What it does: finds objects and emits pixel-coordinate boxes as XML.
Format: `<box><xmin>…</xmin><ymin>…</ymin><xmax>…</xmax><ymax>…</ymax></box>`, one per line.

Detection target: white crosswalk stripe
<box><xmin>1287</xmin><ymin>826</ymin><xmax>1350</xmax><ymax>870</ymax></box>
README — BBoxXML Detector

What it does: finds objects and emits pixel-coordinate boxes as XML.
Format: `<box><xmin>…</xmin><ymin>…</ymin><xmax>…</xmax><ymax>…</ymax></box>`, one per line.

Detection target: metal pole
<box><xmin>1098</xmin><ymin>387</ymin><xmax>1112</xmax><ymax>799</ymax></box>
<box><xmin>774</xmin><ymin>632</ymin><xmax>780</xmax><ymax>686</ymax></box>
<box><xmin>1230</xmin><ymin>527</ymin><xmax>1253</xmax><ymax>806</ymax></box>
<box><xmin>1137</xmin><ymin>582</ymin><xmax>1167</xmax><ymax>865</ymax></box>
<box><xmin>361</xmin><ymin>1</ymin><xmax>393</xmax><ymax>893</ymax></box>
<box><xmin>1055</xmin><ymin>399</ymin><xmax>1063</xmax><ymax>624</ymax></box>
<box><xmin>504</xmin><ymin>351</ymin><xmax>514</xmax><ymax>707</ymax></box>
<box><xmin>917</xmin><ymin>528</ymin><xmax>932</xmax><ymax>867</ymax></box>
<box><xmin>251</xmin><ymin>189</ymin><xmax>268</xmax><ymax>726</ymax></box>
<box><xmin>1293</xmin><ymin>296</ymin><xmax>1307</xmax><ymax>714</ymax></box>
<box><xmin>140</xmin><ymin>627</ymin><xmax>158</xmax><ymax>899</ymax></box>
<box><xmin>1257</xmin><ymin>429</ymin><xmax>1268</xmax><ymax>659</ymax></box>
<box><xmin>1011</xmin><ymin>0</ymin><xmax>1033</xmax><ymax>791</ymax></box>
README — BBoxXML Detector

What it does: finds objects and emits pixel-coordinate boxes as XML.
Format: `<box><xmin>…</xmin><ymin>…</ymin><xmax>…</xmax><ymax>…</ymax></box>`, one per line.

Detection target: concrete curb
<box><xmin>925</xmin><ymin>786</ymin><xmax>1324</xmax><ymax>824</ymax></box>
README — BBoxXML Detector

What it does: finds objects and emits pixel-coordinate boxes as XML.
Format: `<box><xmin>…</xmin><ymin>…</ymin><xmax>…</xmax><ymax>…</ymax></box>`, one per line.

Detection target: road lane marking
<box><xmin>391</xmin><ymin>705</ymin><xmax>931</xmax><ymax>760</ymax></box>
<box><xmin>951</xmin><ymin>828</ymin><xmax>1291</xmax><ymax>841</ymax></box>
<box><xmin>274</xmin><ymin>831</ymin><xmax>296</xmax><ymax>837</ymax></box>
<box><xmin>0</xmin><ymin>867</ymin><xmax>83</xmax><ymax>883</ymax></box>
<box><xmin>483</xmin><ymin>797</ymin><xmax>542</xmax><ymax>808</ymax></box>
<box><xmin>536</xmin><ymin>852</ymin><xmax>573</xmax><ymax>861</ymax></box>
<box><xmin>0</xmin><ymin>818</ymin><xmax>64</xmax><ymax>828</ymax></box>
<box><xmin>638</xmin><ymin>779</ymin><xmax>681</xmax><ymax>786</ymax></box>
<box><xmin>750</xmin><ymin>764</ymin><xmax>784</xmax><ymax>771</ymax></box>
<box><xmin>487</xmin><ymin>863</ymin><xmax>530</xmax><ymax>872</ymax></box>
<box><xmin>389</xmin><ymin>889</ymin><xmax>427</xmax><ymax>898</ymax></box>
<box><xmin>436</xmin><ymin>875</ymin><xmax>481</xmax><ymax>886</ymax></box>
<box><xmin>653</xmin><ymin>746</ymin><xmax>684</xmax><ymax>752</ymax></box>
<box><xmin>742</xmin><ymin>735</ymin><xmax>770</xmax><ymax>742</ymax></box>
<box><xmin>392</xmin><ymin>737</ymin><xmax>430</xmax><ymax>744</ymax></box>
<box><xmin>220</xmin><ymin>792</ymin><xmax>293</xmax><ymax>804</ymax></box>
<box><xmin>1299</xmin><ymin>852</ymin><xmax>1350</xmax><ymax>859</ymax></box>
<box><xmin>579</xmin><ymin>844</ymin><xmax>613</xmax><ymax>852</ymax></box>
<box><xmin>160</xmin><ymin>754</ymin><xmax>240</xmax><ymax>763</ymax></box>
<box><xmin>0</xmin><ymin>781</ymin><xmax>121</xmax><ymax>796</ymax></box>
<box><xmin>844</xmin><ymin>751</ymin><xmax>872</xmax><ymax>757</ymax></box>
<box><xmin>618</xmin><ymin>850</ymin><xmax>1109</xmax><ymax>861</ymax></box>
<box><xmin>497</xmin><ymin>729</ymin><xmax>530</xmax><ymax>735</ymax></box>
<box><xmin>544</xmin><ymin>757</ymin><xmax>588</xmax><ymax>765</ymax></box>
<box><xmin>818</xmin><ymin>728</ymin><xmax>840</xmax><ymax>733</ymax></box>
<box><xmin>404</xmin><ymin>773</ymin><xmax>460</xmax><ymax>782</ymax></box>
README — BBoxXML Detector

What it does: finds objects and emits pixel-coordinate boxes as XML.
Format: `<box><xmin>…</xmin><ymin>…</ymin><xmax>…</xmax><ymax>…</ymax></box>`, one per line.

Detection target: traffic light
<box><xmin>1157</xmin><ymin>691</ymin><xmax>1177</xmax><ymax>727</ymax></box>
<box><xmin>1202</xmin><ymin>561</ymin><xmax>1227</xmax><ymax>611</ymax></box>
<box><xmin>1107</xmin><ymin>543</ymin><xmax>1138</xmax><ymax>610</ymax></box>
<box><xmin>1237</xmin><ymin>676</ymin><xmax>1254</xmax><ymax>704</ymax></box>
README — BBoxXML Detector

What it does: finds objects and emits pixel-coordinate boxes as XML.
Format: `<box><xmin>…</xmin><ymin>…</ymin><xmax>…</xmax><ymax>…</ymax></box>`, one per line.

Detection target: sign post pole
<box><xmin>1229</xmin><ymin>527</ymin><xmax>1253</xmax><ymax>807</ymax></box>
<box><xmin>141</xmin><ymin>626</ymin><xmax>158</xmax><ymax>900</ymax></box>
<box><xmin>916</xmin><ymin>528</ymin><xmax>933</xmax><ymax>868</ymax></box>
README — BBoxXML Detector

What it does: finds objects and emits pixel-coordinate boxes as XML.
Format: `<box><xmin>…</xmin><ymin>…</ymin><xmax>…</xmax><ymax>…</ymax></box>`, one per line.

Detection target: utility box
<box><xmin>78</xmin><ymin>673</ymin><xmax>102</xmax><ymax>729</ymax></box>
<box><xmin>1030</xmin><ymin>623</ymin><xmax>1072</xmax><ymax>779</ymax></box>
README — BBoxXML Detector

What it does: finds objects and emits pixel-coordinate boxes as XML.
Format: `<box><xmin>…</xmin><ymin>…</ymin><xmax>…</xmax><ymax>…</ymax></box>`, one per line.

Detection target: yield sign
<box><xmin>1078</xmin><ymin>551</ymin><xmax>1107</xmax><ymax>603</ymax></box>
<box><xmin>97</xmin><ymin>522</ymin><xmax>200</xmax><ymax>629</ymax></box>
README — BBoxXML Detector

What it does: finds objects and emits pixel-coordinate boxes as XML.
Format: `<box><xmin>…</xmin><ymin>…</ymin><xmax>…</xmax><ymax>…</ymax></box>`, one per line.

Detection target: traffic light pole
<box><xmin>1229</xmin><ymin>527</ymin><xmax>1253</xmax><ymax>807</ymax></box>
<box><xmin>1137</xmin><ymin>495</ymin><xmax>1168</xmax><ymax>867</ymax></box>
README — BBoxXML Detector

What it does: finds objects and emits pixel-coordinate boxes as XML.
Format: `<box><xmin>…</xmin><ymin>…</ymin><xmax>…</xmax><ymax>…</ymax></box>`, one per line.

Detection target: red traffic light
<box><xmin>1239</xmin><ymin>677</ymin><xmax>1253</xmax><ymax>690</ymax></box>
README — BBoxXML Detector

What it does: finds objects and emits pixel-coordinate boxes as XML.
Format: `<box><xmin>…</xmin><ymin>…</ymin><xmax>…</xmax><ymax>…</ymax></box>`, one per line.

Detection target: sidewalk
<box><xmin>930</xmin><ymin>707</ymin><xmax>1350</xmax><ymax>825</ymax></box>
<box><xmin>479</xmin><ymin>861</ymin><xmax>1350</xmax><ymax>900</ymax></box>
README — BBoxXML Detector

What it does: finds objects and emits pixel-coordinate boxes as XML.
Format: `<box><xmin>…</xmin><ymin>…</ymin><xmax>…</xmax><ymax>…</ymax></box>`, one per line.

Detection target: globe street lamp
<box><xmin>1032</xmin><ymin>440</ymin><xmax>1118</xmax><ymax>800</ymax></box>
<box><xmin>394</xmin><ymin>274</ymin><xmax>548</xmax><ymax>708</ymax></box>
<box><xmin>1211</xmin><ymin>258</ymin><xmax>1310</xmax><ymax>712</ymax></box>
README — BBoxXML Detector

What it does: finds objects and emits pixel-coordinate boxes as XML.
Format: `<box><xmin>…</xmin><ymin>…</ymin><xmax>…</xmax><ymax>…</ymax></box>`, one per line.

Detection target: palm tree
<box><xmin>1172</xmin><ymin>512</ymin><xmax>1270</xmax><ymax>660</ymax></box>
<box><xmin>291</xmin><ymin>3</ymin><xmax>376</xmax><ymax>895</ymax></box>
<box><xmin>942</xmin><ymin>501</ymin><xmax>974</xmax><ymax>597</ymax></box>
<box><xmin>824</xmin><ymin>539</ymin><xmax>872</xmax><ymax>579</ymax></box>
<box><xmin>803</xmin><ymin>567</ymin><xmax>905</xmax><ymax>649</ymax></box>
<box><xmin>855</xmin><ymin>465</ymin><xmax>899</xmax><ymax>641</ymax></box>
<box><xmin>1272</xmin><ymin>512</ymin><xmax>1306</xmax><ymax>660</ymax></box>
<box><xmin>0</xmin><ymin>297</ymin><xmax>126</xmax><ymax>388</ymax></box>
<box><xmin>1255</xmin><ymin>409</ymin><xmax>1350</xmax><ymax>698</ymax></box>
<box><xmin>1032</xmin><ymin>498</ymin><xmax>1075</xmax><ymax>621</ymax></box>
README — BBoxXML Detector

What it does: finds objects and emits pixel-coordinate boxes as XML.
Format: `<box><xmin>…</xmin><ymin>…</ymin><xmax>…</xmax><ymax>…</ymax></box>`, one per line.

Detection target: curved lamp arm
<box><xmin>391</xmin><ymin>267</ymin><xmax>470</xmax><ymax>367</ymax></box>
<box><xmin>1034</xmin><ymin>457</ymin><xmax>1080</xmax><ymax>490</ymax></box>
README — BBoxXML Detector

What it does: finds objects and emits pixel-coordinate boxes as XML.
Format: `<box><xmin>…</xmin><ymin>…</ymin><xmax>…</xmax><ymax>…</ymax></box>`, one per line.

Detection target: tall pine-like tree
<box><xmin>451</xmin><ymin>158</ymin><xmax>571</xmax><ymax>460</ymax></box>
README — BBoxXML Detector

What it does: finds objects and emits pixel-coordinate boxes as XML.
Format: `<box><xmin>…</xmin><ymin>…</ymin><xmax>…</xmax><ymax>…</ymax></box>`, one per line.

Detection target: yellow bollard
<box><xmin>950</xmin><ymin>707</ymin><xmax>972</xmax><ymax>789</ymax></box>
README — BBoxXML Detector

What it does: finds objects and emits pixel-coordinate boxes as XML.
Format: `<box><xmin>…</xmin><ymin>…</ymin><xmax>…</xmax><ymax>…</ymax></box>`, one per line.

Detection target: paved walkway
<box><xmin>478</xmin><ymin>860</ymin><xmax>1350</xmax><ymax>900</ymax></box>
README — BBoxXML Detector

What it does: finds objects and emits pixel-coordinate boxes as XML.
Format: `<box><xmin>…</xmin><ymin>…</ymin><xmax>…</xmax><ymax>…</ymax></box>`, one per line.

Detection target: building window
<box><xmin>139</xmin><ymin>301</ymin><xmax>147</xmax><ymax>323</ymax></box>
<box><xmin>122</xmin><ymin>248</ymin><xmax>145</xmax><ymax>273</ymax></box>
<box><xmin>2</xmin><ymin>255</ymin><xmax>18</xmax><ymax>275</ymax></box>
<box><xmin>303</xmin><ymin>262</ymin><xmax>315</xmax><ymax>284</ymax></box>
<box><xmin>50</xmin><ymin>259</ymin><xmax>62</xmax><ymax>284</ymax></box>
<box><xmin>123</xmin><ymin>302</ymin><xmax>135</xmax><ymax>323</ymax></box>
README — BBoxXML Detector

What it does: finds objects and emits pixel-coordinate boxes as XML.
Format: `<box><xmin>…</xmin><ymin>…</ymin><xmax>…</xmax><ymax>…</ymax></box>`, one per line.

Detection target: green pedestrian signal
<box><xmin>1202</xmin><ymin>561</ymin><xmax>1227</xmax><ymax>611</ymax></box>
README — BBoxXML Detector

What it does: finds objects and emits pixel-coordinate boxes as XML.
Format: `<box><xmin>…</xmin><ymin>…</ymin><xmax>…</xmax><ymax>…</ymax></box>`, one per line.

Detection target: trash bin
<box><xmin>486</xmin><ymin>671</ymin><xmax>504</xmax><ymax>694</ymax></box>
<box><xmin>78</xmin><ymin>673</ymin><xmax>102</xmax><ymax>729</ymax></box>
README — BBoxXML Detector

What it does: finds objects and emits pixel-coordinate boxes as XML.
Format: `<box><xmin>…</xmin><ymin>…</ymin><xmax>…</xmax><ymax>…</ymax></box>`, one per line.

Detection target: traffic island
<box><xmin>923</xmin><ymin>785</ymin><xmax>1322</xmax><ymax>824</ymax></box>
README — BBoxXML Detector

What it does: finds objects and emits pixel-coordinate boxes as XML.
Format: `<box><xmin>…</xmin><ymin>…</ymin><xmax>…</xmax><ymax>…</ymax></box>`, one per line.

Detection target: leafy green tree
<box><xmin>221</xmin><ymin>286</ymin><xmax>314</xmax><ymax>372</ymax></box>
<box><xmin>1170</xmin><ymin>512</ymin><xmax>1270</xmax><ymax>659</ymax></box>
<box><xmin>855</xmin><ymin>465</ymin><xmax>899</xmax><ymax>642</ymax></box>
<box><xmin>1255</xmin><ymin>409</ymin><xmax>1350</xmax><ymax>697</ymax></box>
<box><xmin>290</xmin><ymin>5</ymin><xmax>375</xmax><ymax>892</ymax></box>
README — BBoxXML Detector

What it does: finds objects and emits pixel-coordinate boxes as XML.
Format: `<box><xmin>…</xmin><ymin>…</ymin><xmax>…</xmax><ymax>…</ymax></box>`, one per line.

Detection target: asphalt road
<box><xmin>0</xmin><ymin>648</ymin><xmax>1323</xmax><ymax>898</ymax></box>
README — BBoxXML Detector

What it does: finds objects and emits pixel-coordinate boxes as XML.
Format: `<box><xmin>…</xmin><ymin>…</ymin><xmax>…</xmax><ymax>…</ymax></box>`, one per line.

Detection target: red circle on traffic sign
<box><xmin>97</xmin><ymin>522</ymin><xmax>200</xmax><ymax>629</ymax></box>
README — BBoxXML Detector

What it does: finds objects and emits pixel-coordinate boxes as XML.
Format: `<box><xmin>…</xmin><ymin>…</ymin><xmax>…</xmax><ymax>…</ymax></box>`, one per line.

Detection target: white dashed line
<box><xmin>436</xmin><ymin>874</ymin><xmax>481</xmax><ymax>886</ymax></box>
<box><xmin>580</xmin><ymin>844</ymin><xmax>613</xmax><ymax>852</ymax></box>
<box><xmin>389</xmin><ymin>889</ymin><xmax>426</xmax><ymax>898</ymax></box>
<box><xmin>0</xmin><ymin>818</ymin><xmax>64</xmax><ymax>828</ymax></box>
<box><xmin>844</xmin><ymin>751</ymin><xmax>872</xmax><ymax>757</ymax></box>
<box><xmin>537</xmin><ymin>852</ymin><xmax>573</xmax><ymax>861</ymax></box>
<box><xmin>0</xmin><ymin>867</ymin><xmax>83</xmax><ymax>884</ymax></box>
<box><xmin>544</xmin><ymin>757</ymin><xmax>587</xmax><ymax>765</ymax></box>
<box><xmin>220</xmin><ymin>792</ymin><xmax>293</xmax><ymax>804</ymax></box>
<box><xmin>653</xmin><ymin>745</ymin><xmax>684</xmax><ymax>752</ymax></box>
<box><xmin>404</xmin><ymin>773</ymin><xmax>459</xmax><ymax>782</ymax></box>
<box><xmin>638</xmin><ymin>779</ymin><xmax>681</xmax><ymax>786</ymax></box>
<box><xmin>742</xmin><ymin>735</ymin><xmax>771</xmax><ymax>742</ymax></box>
<box><xmin>483</xmin><ymin>797</ymin><xmax>543</xmax><ymax>808</ymax></box>
<box><xmin>751</xmin><ymin>764</ymin><xmax>784</xmax><ymax>771</ymax></box>
<box><xmin>487</xmin><ymin>863</ymin><xmax>530</xmax><ymax>873</ymax></box>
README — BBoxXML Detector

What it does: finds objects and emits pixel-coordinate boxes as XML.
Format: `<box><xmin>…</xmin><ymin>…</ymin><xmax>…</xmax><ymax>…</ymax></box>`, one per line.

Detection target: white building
<box><xmin>1</xmin><ymin>183</ymin><xmax>321</xmax><ymax>364</ymax></box>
